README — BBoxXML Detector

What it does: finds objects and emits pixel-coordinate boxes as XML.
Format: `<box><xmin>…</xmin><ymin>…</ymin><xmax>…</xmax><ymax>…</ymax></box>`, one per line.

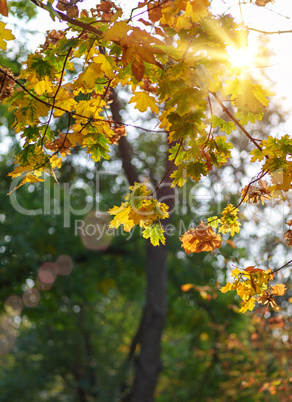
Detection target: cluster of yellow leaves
<box><xmin>180</xmin><ymin>221</ymin><xmax>222</xmax><ymax>254</ymax></box>
<box><xmin>221</xmin><ymin>266</ymin><xmax>287</xmax><ymax>313</ymax></box>
<box><xmin>1</xmin><ymin>0</ymin><xmax>289</xmax><ymax>312</ymax></box>
<box><xmin>208</xmin><ymin>204</ymin><xmax>241</xmax><ymax>237</ymax></box>
<box><xmin>108</xmin><ymin>183</ymin><xmax>169</xmax><ymax>246</ymax></box>
<box><xmin>250</xmin><ymin>135</ymin><xmax>292</xmax><ymax>194</ymax></box>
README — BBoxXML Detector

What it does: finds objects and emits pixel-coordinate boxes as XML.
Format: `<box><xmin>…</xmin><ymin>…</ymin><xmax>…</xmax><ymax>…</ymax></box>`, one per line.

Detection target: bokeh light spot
<box><xmin>4</xmin><ymin>295</ymin><xmax>23</xmax><ymax>316</ymax></box>
<box><xmin>79</xmin><ymin>211</ymin><xmax>114</xmax><ymax>251</ymax></box>
<box><xmin>56</xmin><ymin>255</ymin><xmax>73</xmax><ymax>276</ymax></box>
<box><xmin>22</xmin><ymin>288</ymin><xmax>40</xmax><ymax>308</ymax></box>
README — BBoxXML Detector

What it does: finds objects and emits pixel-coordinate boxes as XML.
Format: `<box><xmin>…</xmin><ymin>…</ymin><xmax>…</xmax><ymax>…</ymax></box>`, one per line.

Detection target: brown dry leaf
<box><xmin>66</xmin><ymin>5</ymin><xmax>79</xmax><ymax>18</ymax></box>
<box><xmin>131</xmin><ymin>57</ymin><xmax>145</xmax><ymax>82</ymax></box>
<box><xmin>241</xmin><ymin>180</ymin><xmax>271</xmax><ymax>205</ymax></box>
<box><xmin>180</xmin><ymin>221</ymin><xmax>222</xmax><ymax>254</ymax></box>
<box><xmin>257</xmin><ymin>291</ymin><xmax>279</xmax><ymax>310</ymax></box>
<box><xmin>0</xmin><ymin>0</ymin><xmax>8</xmax><ymax>16</ymax></box>
<box><xmin>286</xmin><ymin>219</ymin><xmax>292</xmax><ymax>226</ymax></box>
<box><xmin>0</xmin><ymin>67</ymin><xmax>15</xmax><ymax>101</ymax></box>
<box><xmin>255</xmin><ymin>0</ymin><xmax>274</xmax><ymax>6</ymax></box>
<box><xmin>148</xmin><ymin>1</ymin><xmax>162</xmax><ymax>23</ymax></box>
<box><xmin>271</xmin><ymin>284</ymin><xmax>287</xmax><ymax>296</ymax></box>
<box><xmin>109</xmin><ymin>125</ymin><xmax>126</xmax><ymax>145</ymax></box>
<box><xmin>56</xmin><ymin>0</ymin><xmax>69</xmax><ymax>12</ymax></box>
<box><xmin>284</xmin><ymin>229</ymin><xmax>292</xmax><ymax>245</ymax></box>
<box><xmin>45</xmin><ymin>133</ymin><xmax>72</xmax><ymax>157</ymax></box>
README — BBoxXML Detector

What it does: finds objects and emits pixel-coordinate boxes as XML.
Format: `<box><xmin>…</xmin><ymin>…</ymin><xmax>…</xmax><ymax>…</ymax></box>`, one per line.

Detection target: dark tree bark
<box><xmin>110</xmin><ymin>90</ymin><xmax>175</xmax><ymax>402</ymax></box>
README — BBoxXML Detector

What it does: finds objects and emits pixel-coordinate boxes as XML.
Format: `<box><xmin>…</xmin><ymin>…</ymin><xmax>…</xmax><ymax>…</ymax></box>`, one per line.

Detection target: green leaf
<box><xmin>142</xmin><ymin>224</ymin><xmax>165</xmax><ymax>246</ymax></box>
<box><xmin>186</xmin><ymin>161</ymin><xmax>208</xmax><ymax>181</ymax></box>
<box><xmin>207</xmin><ymin>216</ymin><xmax>219</xmax><ymax>229</ymax></box>
<box><xmin>28</xmin><ymin>54</ymin><xmax>54</xmax><ymax>80</ymax></box>
<box><xmin>210</xmin><ymin>115</ymin><xmax>235</xmax><ymax>135</ymax></box>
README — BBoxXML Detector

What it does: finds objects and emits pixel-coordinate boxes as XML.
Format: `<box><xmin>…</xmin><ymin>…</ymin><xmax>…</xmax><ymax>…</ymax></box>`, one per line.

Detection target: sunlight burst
<box><xmin>227</xmin><ymin>46</ymin><xmax>256</xmax><ymax>68</ymax></box>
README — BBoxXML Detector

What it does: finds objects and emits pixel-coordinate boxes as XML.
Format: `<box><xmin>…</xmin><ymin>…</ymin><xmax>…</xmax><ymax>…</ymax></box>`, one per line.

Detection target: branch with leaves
<box><xmin>0</xmin><ymin>0</ymin><xmax>291</xmax><ymax>313</ymax></box>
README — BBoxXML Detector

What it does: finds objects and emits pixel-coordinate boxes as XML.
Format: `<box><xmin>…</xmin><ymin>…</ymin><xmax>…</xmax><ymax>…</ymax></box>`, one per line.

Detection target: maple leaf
<box><xmin>0</xmin><ymin>21</ymin><xmax>15</xmax><ymax>50</ymax></box>
<box><xmin>142</xmin><ymin>224</ymin><xmax>165</xmax><ymax>246</ymax></box>
<box><xmin>219</xmin><ymin>204</ymin><xmax>241</xmax><ymax>236</ymax></box>
<box><xmin>220</xmin><ymin>282</ymin><xmax>234</xmax><ymax>293</ymax></box>
<box><xmin>241</xmin><ymin>180</ymin><xmax>271</xmax><ymax>205</ymax></box>
<box><xmin>284</xmin><ymin>229</ymin><xmax>292</xmax><ymax>246</ymax></box>
<box><xmin>271</xmin><ymin>284</ymin><xmax>287</xmax><ymax>296</ymax></box>
<box><xmin>108</xmin><ymin>205</ymin><xmax>134</xmax><ymax>232</ymax></box>
<box><xmin>239</xmin><ymin>298</ymin><xmax>255</xmax><ymax>313</ymax></box>
<box><xmin>103</xmin><ymin>21</ymin><xmax>130</xmax><ymax>42</ymax></box>
<box><xmin>45</xmin><ymin>133</ymin><xmax>72</xmax><ymax>157</ymax></box>
<box><xmin>180</xmin><ymin>221</ymin><xmax>222</xmax><ymax>254</ymax></box>
<box><xmin>129</xmin><ymin>92</ymin><xmax>159</xmax><ymax>114</ymax></box>
<box><xmin>148</xmin><ymin>1</ymin><xmax>162</xmax><ymax>23</ymax></box>
<box><xmin>257</xmin><ymin>291</ymin><xmax>279</xmax><ymax>311</ymax></box>
<box><xmin>131</xmin><ymin>57</ymin><xmax>145</xmax><ymax>82</ymax></box>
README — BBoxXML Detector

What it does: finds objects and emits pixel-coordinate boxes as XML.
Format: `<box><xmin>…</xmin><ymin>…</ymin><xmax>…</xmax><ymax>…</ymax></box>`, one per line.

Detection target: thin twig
<box><xmin>249</xmin><ymin>28</ymin><xmax>292</xmax><ymax>35</ymax></box>
<box><xmin>207</xmin><ymin>170</ymin><xmax>269</xmax><ymax>225</ymax></box>
<box><xmin>273</xmin><ymin>259</ymin><xmax>292</xmax><ymax>274</ymax></box>
<box><xmin>150</xmin><ymin>139</ymin><xmax>183</xmax><ymax>196</ymax></box>
<box><xmin>210</xmin><ymin>91</ymin><xmax>263</xmax><ymax>152</ymax></box>
<box><xmin>41</xmin><ymin>47</ymin><xmax>72</xmax><ymax>145</ymax></box>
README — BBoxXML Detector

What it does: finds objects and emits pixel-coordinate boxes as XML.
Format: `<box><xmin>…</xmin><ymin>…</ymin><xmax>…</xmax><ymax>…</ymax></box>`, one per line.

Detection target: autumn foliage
<box><xmin>0</xmin><ymin>0</ymin><xmax>290</xmax><ymax>313</ymax></box>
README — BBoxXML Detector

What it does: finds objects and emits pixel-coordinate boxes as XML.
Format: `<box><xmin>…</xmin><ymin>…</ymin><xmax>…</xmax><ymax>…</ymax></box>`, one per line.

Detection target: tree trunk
<box><xmin>131</xmin><ymin>167</ymin><xmax>174</xmax><ymax>402</ymax></box>
<box><xmin>110</xmin><ymin>90</ymin><xmax>174</xmax><ymax>402</ymax></box>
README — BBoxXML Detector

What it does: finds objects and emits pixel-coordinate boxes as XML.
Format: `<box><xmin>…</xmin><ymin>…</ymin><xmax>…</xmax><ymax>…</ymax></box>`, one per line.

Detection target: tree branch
<box><xmin>249</xmin><ymin>28</ymin><xmax>292</xmax><ymax>35</ymax></box>
<box><xmin>210</xmin><ymin>92</ymin><xmax>263</xmax><ymax>152</ymax></box>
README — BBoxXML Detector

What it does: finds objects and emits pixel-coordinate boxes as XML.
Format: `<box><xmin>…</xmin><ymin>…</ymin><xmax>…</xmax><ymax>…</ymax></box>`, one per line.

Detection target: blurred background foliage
<box><xmin>0</xmin><ymin>2</ymin><xmax>291</xmax><ymax>401</ymax></box>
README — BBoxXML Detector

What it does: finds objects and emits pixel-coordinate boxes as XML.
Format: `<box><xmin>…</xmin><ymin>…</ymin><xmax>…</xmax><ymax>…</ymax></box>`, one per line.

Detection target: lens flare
<box><xmin>228</xmin><ymin>46</ymin><xmax>257</xmax><ymax>68</ymax></box>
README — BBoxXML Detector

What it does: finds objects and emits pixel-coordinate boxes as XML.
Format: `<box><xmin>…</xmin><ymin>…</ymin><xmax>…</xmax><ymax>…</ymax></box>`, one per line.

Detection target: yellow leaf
<box><xmin>253</xmin><ymin>84</ymin><xmax>275</xmax><ymax>108</ymax></box>
<box><xmin>67</xmin><ymin>131</ymin><xmax>83</xmax><ymax>147</ymax></box>
<box><xmin>220</xmin><ymin>282</ymin><xmax>233</xmax><ymax>293</ymax></box>
<box><xmin>75</xmin><ymin>100</ymin><xmax>94</xmax><ymax>118</ymax></box>
<box><xmin>0</xmin><ymin>21</ymin><xmax>15</xmax><ymax>51</ymax></box>
<box><xmin>108</xmin><ymin>205</ymin><xmax>134</xmax><ymax>232</ymax></box>
<box><xmin>239</xmin><ymin>298</ymin><xmax>255</xmax><ymax>313</ymax></box>
<box><xmin>129</xmin><ymin>92</ymin><xmax>159</xmax><ymax>114</ymax></box>
<box><xmin>93</xmin><ymin>54</ymin><xmax>116</xmax><ymax>79</ymax></box>
<box><xmin>224</xmin><ymin>78</ymin><xmax>243</xmax><ymax>100</ymax></box>
<box><xmin>185</xmin><ymin>0</ymin><xmax>209</xmax><ymax>22</ymax></box>
<box><xmin>75</xmin><ymin>63</ymin><xmax>103</xmax><ymax>90</ymax></box>
<box><xmin>50</xmin><ymin>155</ymin><xmax>62</xmax><ymax>169</ymax></box>
<box><xmin>34</xmin><ymin>76</ymin><xmax>54</xmax><ymax>96</ymax></box>
<box><xmin>103</xmin><ymin>21</ymin><xmax>130</xmax><ymax>42</ymax></box>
